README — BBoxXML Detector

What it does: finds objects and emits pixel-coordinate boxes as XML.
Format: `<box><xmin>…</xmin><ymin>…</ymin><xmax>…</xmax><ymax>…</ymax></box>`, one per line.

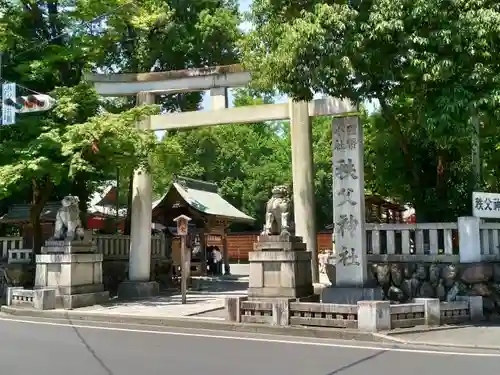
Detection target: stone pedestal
<box><xmin>117</xmin><ymin>280</ymin><xmax>159</xmax><ymax>300</ymax></box>
<box><xmin>248</xmin><ymin>235</ymin><xmax>314</xmax><ymax>299</ymax></box>
<box><xmin>321</xmin><ymin>286</ymin><xmax>383</xmax><ymax>304</ymax></box>
<box><xmin>35</xmin><ymin>240</ymin><xmax>109</xmax><ymax>309</ymax></box>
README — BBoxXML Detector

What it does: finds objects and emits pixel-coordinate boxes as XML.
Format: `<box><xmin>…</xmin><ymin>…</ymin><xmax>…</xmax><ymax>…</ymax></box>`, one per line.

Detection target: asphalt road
<box><xmin>0</xmin><ymin>315</ymin><xmax>499</xmax><ymax>375</ymax></box>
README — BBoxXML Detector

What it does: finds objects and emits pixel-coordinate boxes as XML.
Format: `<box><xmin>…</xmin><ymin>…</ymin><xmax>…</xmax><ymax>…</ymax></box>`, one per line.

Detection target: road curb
<box><xmin>383</xmin><ymin>324</ymin><xmax>475</xmax><ymax>336</ymax></box>
<box><xmin>0</xmin><ymin>306</ymin><xmax>387</xmax><ymax>342</ymax></box>
<box><xmin>186</xmin><ymin>305</ymin><xmax>224</xmax><ymax>316</ymax></box>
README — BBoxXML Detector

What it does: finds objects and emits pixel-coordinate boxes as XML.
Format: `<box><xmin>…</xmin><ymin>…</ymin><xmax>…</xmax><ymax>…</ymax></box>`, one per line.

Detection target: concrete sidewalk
<box><xmin>74</xmin><ymin>290</ymin><xmax>243</xmax><ymax>317</ymax></box>
<box><xmin>385</xmin><ymin>324</ymin><xmax>500</xmax><ymax>350</ymax></box>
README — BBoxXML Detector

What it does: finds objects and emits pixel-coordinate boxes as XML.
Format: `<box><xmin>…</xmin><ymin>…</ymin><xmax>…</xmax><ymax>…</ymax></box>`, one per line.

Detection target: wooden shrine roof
<box><xmin>152</xmin><ymin>176</ymin><xmax>255</xmax><ymax>225</ymax></box>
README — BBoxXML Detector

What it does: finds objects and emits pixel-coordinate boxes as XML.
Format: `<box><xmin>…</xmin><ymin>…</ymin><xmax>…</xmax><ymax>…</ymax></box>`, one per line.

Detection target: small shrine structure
<box><xmin>152</xmin><ymin>176</ymin><xmax>255</xmax><ymax>275</ymax></box>
<box><xmin>365</xmin><ymin>195</ymin><xmax>406</xmax><ymax>224</ymax></box>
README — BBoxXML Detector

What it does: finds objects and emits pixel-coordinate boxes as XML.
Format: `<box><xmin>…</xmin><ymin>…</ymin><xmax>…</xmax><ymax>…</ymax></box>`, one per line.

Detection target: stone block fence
<box><xmin>225</xmin><ymin>295</ymin><xmax>483</xmax><ymax>332</ymax></box>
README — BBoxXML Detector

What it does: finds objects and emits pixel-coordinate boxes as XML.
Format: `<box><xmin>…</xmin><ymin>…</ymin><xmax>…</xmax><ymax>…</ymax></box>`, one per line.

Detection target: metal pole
<box><xmin>181</xmin><ymin>234</ymin><xmax>187</xmax><ymax>304</ymax></box>
<box><xmin>115</xmin><ymin>167</ymin><xmax>120</xmax><ymax>233</ymax></box>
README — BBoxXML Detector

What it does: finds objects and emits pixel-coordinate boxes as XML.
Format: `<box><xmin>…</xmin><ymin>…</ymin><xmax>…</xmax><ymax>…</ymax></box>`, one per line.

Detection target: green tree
<box><xmin>363</xmin><ymin>103</ymin><xmax>475</xmax><ymax>221</ymax></box>
<box><xmin>0</xmin><ymin>1</ymin><xmax>121</xmax><ymax>251</ymax></box>
<box><xmin>240</xmin><ymin>0</ymin><xmax>500</xmax><ymax>221</ymax></box>
<box><xmin>0</xmin><ymin>83</ymin><xmax>158</xmax><ymax>253</ymax></box>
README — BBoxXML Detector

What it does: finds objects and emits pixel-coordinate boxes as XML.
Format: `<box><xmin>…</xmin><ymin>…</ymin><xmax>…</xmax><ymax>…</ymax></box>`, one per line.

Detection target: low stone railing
<box><xmin>240</xmin><ymin>300</ymin><xmax>273</xmax><ymax>324</ymax></box>
<box><xmin>289</xmin><ymin>302</ymin><xmax>357</xmax><ymax>328</ymax></box>
<box><xmin>8</xmin><ymin>249</ymin><xmax>32</xmax><ymax>264</ymax></box>
<box><xmin>365</xmin><ymin>223</ymin><xmax>459</xmax><ymax>263</ymax></box>
<box><xmin>0</xmin><ymin>237</ymin><xmax>23</xmax><ymax>260</ymax></box>
<box><xmin>479</xmin><ymin>222</ymin><xmax>500</xmax><ymax>260</ymax></box>
<box><xmin>225</xmin><ymin>296</ymin><xmax>482</xmax><ymax>332</ymax></box>
<box><xmin>439</xmin><ymin>300</ymin><xmax>471</xmax><ymax>324</ymax></box>
<box><xmin>389</xmin><ymin>303</ymin><xmax>426</xmax><ymax>328</ymax></box>
<box><xmin>7</xmin><ymin>287</ymin><xmax>56</xmax><ymax>310</ymax></box>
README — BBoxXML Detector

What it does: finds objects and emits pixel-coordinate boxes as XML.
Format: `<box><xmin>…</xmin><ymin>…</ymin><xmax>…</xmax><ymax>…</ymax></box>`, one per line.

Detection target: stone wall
<box><xmin>370</xmin><ymin>262</ymin><xmax>500</xmax><ymax>316</ymax></box>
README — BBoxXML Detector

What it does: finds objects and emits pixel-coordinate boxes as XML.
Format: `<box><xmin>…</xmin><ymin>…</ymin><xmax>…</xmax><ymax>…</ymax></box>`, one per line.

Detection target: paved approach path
<box><xmin>1</xmin><ymin>314</ymin><xmax>499</xmax><ymax>375</ymax></box>
<box><xmin>74</xmin><ymin>290</ymin><xmax>245</xmax><ymax>317</ymax></box>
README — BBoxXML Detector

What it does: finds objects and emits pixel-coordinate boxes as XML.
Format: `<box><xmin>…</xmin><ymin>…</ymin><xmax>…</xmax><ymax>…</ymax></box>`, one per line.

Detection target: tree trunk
<box><xmin>72</xmin><ymin>173</ymin><xmax>89</xmax><ymax>228</ymax></box>
<box><xmin>379</xmin><ymin>98</ymin><xmax>421</xmax><ymax>190</ymax></box>
<box><xmin>124</xmin><ymin>171</ymin><xmax>134</xmax><ymax>235</ymax></box>
<box><xmin>30</xmin><ymin>209</ymin><xmax>43</xmax><ymax>256</ymax></box>
<box><xmin>31</xmin><ymin>177</ymin><xmax>54</xmax><ymax>255</ymax></box>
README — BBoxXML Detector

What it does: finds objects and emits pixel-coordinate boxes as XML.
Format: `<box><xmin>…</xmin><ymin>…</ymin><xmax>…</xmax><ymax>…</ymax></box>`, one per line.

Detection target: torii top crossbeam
<box><xmin>84</xmin><ymin>64</ymin><xmax>250</xmax><ymax>96</ymax></box>
<box><xmin>85</xmin><ymin>63</ymin><xmax>355</xmax><ymax>131</ymax></box>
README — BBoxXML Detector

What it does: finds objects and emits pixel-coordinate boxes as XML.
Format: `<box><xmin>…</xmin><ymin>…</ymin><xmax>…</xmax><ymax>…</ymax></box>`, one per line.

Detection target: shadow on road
<box><xmin>64</xmin><ymin>311</ymin><xmax>114</xmax><ymax>375</ymax></box>
<box><xmin>325</xmin><ymin>350</ymin><xmax>387</xmax><ymax>375</ymax></box>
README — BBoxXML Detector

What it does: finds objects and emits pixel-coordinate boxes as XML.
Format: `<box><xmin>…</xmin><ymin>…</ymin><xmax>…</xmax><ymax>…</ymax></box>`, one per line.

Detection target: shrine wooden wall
<box><xmin>172</xmin><ymin>231</ymin><xmax>333</xmax><ymax>262</ymax></box>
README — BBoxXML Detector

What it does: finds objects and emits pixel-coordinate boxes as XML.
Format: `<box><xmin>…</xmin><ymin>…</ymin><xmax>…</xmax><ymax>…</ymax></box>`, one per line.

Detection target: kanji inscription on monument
<box><xmin>332</xmin><ymin>116</ymin><xmax>368</xmax><ymax>286</ymax></box>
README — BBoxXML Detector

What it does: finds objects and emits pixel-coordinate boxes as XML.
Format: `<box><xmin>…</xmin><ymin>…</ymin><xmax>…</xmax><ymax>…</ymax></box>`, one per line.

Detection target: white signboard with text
<box><xmin>472</xmin><ymin>191</ymin><xmax>500</xmax><ymax>218</ymax></box>
<box><xmin>2</xmin><ymin>82</ymin><xmax>16</xmax><ymax>125</ymax></box>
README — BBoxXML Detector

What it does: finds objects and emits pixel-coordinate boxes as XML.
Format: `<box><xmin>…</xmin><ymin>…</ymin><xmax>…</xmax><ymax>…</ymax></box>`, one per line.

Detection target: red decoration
<box><xmin>437</xmin><ymin>156</ymin><xmax>444</xmax><ymax>176</ymax></box>
<box><xmin>91</xmin><ymin>139</ymin><xmax>99</xmax><ymax>154</ymax></box>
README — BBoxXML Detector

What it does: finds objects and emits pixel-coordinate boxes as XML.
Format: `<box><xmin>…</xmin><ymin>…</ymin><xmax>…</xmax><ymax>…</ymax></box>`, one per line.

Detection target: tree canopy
<box><xmin>240</xmin><ymin>0</ymin><xmax>500</xmax><ymax>221</ymax></box>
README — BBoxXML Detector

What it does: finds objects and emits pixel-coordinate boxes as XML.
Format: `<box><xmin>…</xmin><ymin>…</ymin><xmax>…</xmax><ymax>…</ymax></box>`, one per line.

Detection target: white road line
<box><xmin>0</xmin><ymin>316</ymin><xmax>498</xmax><ymax>357</ymax></box>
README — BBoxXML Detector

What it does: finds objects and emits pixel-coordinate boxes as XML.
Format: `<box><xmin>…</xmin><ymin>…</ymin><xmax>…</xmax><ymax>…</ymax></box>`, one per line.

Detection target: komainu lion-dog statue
<box><xmin>51</xmin><ymin>196</ymin><xmax>85</xmax><ymax>241</ymax></box>
<box><xmin>261</xmin><ymin>185</ymin><xmax>293</xmax><ymax>236</ymax></box>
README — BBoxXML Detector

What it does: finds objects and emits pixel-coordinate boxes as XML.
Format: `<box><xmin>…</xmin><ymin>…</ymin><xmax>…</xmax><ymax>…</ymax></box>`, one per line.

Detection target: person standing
<box><xmin>213</xmin><ymin>246</ymin><xmax>222</xmax><ymax>275</ymax></box>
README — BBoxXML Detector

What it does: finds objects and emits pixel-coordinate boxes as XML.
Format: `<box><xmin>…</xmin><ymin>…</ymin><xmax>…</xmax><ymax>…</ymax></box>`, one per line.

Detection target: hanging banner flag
<box><xmin>2</xmin><ymin>82</ymin><xmax>16</xmax><ymax>125</ymax></box>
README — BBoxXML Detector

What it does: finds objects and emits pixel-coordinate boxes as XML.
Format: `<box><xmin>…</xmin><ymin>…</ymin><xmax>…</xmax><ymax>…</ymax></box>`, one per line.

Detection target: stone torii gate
<box><xmin>86</xmin><ymin>64</ymin><xmax>363</xmax><ymax>298</ymax></box>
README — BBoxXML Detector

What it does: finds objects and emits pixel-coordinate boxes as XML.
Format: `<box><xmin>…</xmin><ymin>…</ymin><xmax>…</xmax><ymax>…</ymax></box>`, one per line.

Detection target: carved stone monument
<box><xmin>34</xmin><ymin>196</ymin><xmax>109</xmax><ymax>308</ymax></box>
<box><xmin>249</xmin><ymin>186</ymin><xmax>314</xmax><ymax>300</ymax></box>
<box><xmin>321</xmin><ymin>116</ymin><xmax>383</xmax><ymax>303</ymax></box>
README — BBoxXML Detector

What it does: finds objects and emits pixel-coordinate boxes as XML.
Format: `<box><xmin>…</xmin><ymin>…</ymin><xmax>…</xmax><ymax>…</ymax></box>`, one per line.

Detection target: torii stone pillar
<box><xmin>289</xmin><ymin>100</ymin><xmax>318</xmax><ymax>283</ymax></box>
<box><xmin>210</xmin><ymin>86</ymin><xmax>231</xmax><ymax>275</ymax></box>
<box><xmin>117</xmin><ymin>92</ymin><xmax>159</xmax><ymax>298</ymax></box>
